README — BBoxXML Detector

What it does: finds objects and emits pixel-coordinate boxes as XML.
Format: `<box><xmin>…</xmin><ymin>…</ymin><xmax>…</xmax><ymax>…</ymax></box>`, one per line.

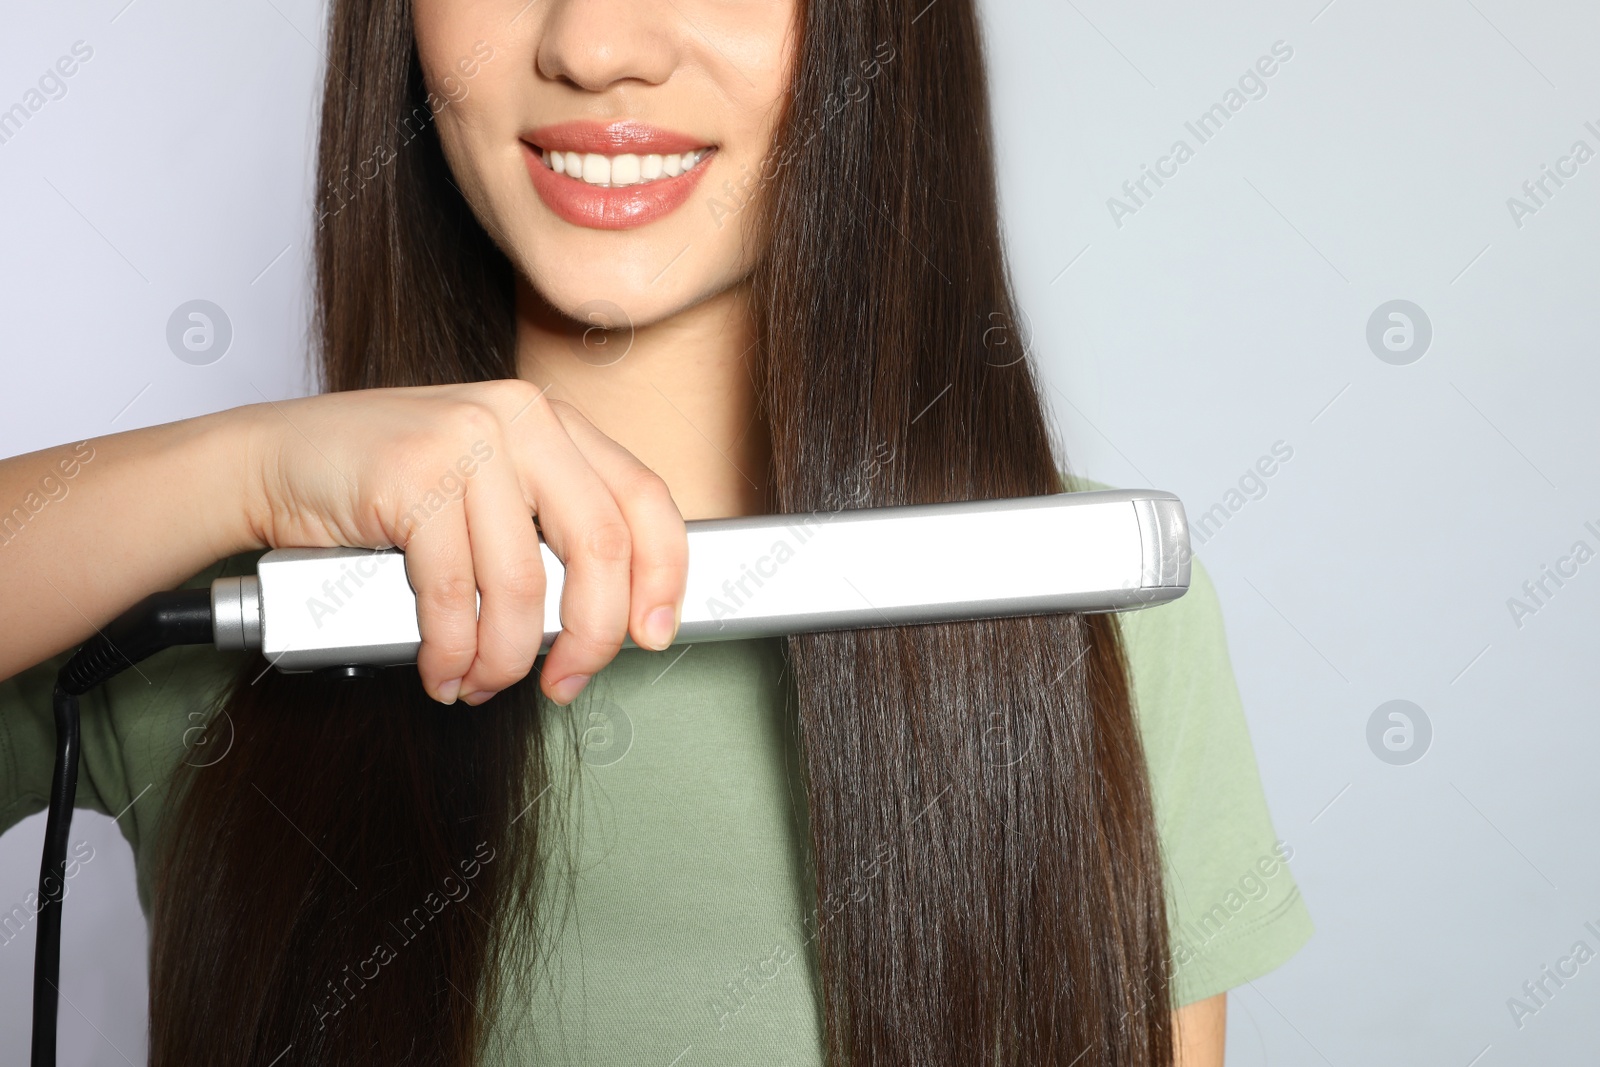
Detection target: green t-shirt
<box><xmin>0</xmin><ymin>478</ymin><xmax>1311</xmax><ymax>1063</ymax></box>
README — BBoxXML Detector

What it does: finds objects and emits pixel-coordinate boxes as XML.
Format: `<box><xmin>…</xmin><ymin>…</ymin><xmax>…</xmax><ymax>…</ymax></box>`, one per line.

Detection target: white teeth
<box><xmin>611</xmin><ymin>153</ymin><xmax>640</xmax><ymax>185</ymax></box>
<box><xmin>542</xmin><ymin>146</ymin><xmax>710</xmax><ymax>187</ymax></box>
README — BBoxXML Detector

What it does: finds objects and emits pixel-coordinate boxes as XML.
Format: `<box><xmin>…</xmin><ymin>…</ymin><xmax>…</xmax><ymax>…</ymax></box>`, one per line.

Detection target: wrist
<box><xmin>194</xmin><ymin>402</ymin><xmax>276</xmax><ymax>558</ymax></box>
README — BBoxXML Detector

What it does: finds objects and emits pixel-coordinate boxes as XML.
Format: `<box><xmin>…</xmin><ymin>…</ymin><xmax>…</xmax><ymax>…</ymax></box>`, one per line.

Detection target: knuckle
<box><xmin>452</xmin><ymin>399</ymin><xmax>501</xmax><ymax>441</ymax></box>
<box><xmin>396</xmin><ymin>420</ymin><xmax>488</xmax><ymax>483</ymax></box>
<box><xmin>485</xmin><ymin>377</ymin><xmax>541</xmax><ymax>415</ymax></box>
<box><xmin>423</xmin><ymin>571</ymin><xmax>479</xmax><ymax>612</ymax></box>
<box><xmin>427</xmin><ymin>646</ymin><xmax>476</xmax><ymax>676</ymax></box>
<box><xmin>659</xmin><ymin>536</ymin><xmax>691</xmax><ymax>574</ymax></box>
<box><xmin>562</xmin><ymin>620</ymin><xmax>625</xmax><ymax>663</ymax></box>
<box><xmin>419</xmin><ymin>631</ymin><xmax>476</xmax><ymax>673</ymax></box>
<box><xmin>581</xmin><ymin>520</ymin><xmax>633</xmax><ymax>564</ymax></box>
<box><xmin>641</xmin><ymin>529</ymin><xmax>689</xmax><ymax>576</ymax></box>
<box><xmin>473</xmin><ymin>650</ymin><xmax>536</xmax><ymax>692</ymax></box>
<box><xmin>616</xmin><ymin>464</ymin><xmax>671</xmax><ymax>508</ymax></box>
<box><xmin>495</xmin><ymin>556</ymin><xmax>547</xmax><ymax>604</ymax></box>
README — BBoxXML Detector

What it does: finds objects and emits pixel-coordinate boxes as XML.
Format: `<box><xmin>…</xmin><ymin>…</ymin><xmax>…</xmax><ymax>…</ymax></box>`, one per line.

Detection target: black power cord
<box><xmin>31</xmin><ymin>589</ymin><xmax>214</xmax><ymax>1067</ymax></box>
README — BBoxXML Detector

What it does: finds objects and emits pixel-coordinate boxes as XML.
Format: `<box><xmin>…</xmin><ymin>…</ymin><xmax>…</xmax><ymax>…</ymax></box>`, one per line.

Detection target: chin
<box><xmin>512</xmin><ymin>228</ymin><xmax>751</xmax><ymax>332</ymax></box>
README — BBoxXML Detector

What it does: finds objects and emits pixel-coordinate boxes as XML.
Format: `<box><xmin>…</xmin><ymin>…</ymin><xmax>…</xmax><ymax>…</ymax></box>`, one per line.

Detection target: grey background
<box><xmin>2</xmin><ymin>0</ymin><xmax>1596</xmax><ymax>1063</ymax></box>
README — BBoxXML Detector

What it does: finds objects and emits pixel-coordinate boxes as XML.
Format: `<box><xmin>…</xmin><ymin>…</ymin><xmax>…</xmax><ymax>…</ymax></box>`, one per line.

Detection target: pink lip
<box><xmin>525</xmin><ymin>119</ymin><xmax>709</xmax><ymax>156</ymax></box>
<box><xmin>521</xmin><ymin>120</ymin><xmax>715</xmax><ymax>230</ymax></box>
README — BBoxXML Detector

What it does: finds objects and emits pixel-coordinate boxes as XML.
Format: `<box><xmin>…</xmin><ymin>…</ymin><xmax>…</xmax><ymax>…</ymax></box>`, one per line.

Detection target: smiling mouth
<box><xmin>520</xmin><ymin>121</ymin><xmax>717</xmax><ymax>229</ymax></box>
<box><xmin>534</xmin><ymin>146</ymin><xmax>714</xmax><ymax>189</ymax></box>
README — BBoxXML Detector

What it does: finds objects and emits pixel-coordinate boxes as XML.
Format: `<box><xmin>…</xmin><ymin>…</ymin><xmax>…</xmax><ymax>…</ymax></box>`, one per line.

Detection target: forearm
<box><xmin>0</xmin><ymin>406</ymin><xmax>266</xmax><ymax>681</ymax></box>
<box><xmin>1174</xmin><ymin>993</ymin><xmax>1226</xmax><ymax>1066</ymax></box>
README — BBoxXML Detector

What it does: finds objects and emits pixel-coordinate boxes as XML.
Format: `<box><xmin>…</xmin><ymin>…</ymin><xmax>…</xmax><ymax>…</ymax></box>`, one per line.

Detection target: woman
<box><xmin>0</xmin><ymin>0</ymin><xmax>1311</xmax><ymax>1063</ymax></box>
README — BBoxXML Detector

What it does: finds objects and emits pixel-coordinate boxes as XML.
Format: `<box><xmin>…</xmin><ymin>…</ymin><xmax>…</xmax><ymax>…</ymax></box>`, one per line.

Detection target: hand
<box><xmin>238</xmin><ymin>379</ymin><xmax>688</xmax><ymax>706</ymax></box>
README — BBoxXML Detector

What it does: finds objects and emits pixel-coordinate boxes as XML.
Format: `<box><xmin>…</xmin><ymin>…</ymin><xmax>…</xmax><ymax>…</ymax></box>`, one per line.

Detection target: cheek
<box><xmin>427</xmin><ymin>95</ymin><xmax>518</xmax><ymax>266</ymax></box>
<box><xmin>732</xmin><ymin>9</ymin><xmax>799</xmax><ymax>137</ymax></box>
<box><xmin>412</xmin><ymin>3</ymin><xmax>508</xmax><ymax>111</ymax></box>
<box><xmin>700</xmin><ymin>14</ymin><xmax>798</xmax><ymax>206</ymax></box>
<box><xmin>410</xmin><ymin>16</ymin><xmax>520</xmax><ymax>216</ymax></box>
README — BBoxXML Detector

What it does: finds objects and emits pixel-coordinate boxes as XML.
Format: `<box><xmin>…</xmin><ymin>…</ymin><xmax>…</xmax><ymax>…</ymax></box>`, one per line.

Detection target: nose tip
<box><xmin>536</xmin><ymin>2</ymin><xmax>678</xmax><ymax>92</ymax></box>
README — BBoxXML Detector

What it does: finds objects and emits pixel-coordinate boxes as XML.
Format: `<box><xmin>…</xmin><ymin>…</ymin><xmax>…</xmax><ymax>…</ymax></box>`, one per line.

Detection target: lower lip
<box><xmin>522</xmin><ymin>143</ymin><xmax>713</xmax><ymax>230</ymax></box>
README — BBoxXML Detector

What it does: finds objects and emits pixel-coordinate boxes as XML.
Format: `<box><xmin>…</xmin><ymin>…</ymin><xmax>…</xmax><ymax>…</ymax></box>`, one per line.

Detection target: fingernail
<box><xmin>436</xmin><ymin>678</ymin><xmax>462</xmax><ymax>705</ymax></box>
<box><xmin>461</xmin><ymin>690</ymin><xmax>498</xmax><ymax>706</ymax></box>
<box><xmin>643</xmin><ymin>605</ymin><xmax>678</xmax><ymax>650</ymax></box>
<box><xmin>549</xmin><ymin>674</ymin><xmax>591</xmax><ymax>706</ymax></box>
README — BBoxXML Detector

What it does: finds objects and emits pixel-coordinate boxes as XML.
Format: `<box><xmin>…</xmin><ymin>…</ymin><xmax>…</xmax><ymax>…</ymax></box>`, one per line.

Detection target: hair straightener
<box><xmin>29</xmin><ymin>486</ymin><xmax>1188</xmax><ymax>1065</ymax></box>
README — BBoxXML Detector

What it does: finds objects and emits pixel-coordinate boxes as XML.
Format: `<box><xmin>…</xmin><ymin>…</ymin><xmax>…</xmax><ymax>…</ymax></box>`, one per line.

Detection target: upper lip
<box><xmin>522</xmin><ymin>120</ymin><xmax>712</xmax><ymax>157</ymax></box>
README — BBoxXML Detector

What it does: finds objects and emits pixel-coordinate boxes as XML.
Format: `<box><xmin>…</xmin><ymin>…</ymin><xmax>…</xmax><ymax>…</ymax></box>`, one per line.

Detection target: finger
<box><xmin>515</xmin><ymin>413</ymin><xmax>633</xmax><ymax>705</ymax></box>
<box><xmin>397</xmin><ymin>494</ymin><xmax>478</xmax><ymax>704</ymax></box>
<box><xmin>550</xmin><ymin>404</ymin><xmax>688</xmax><ymax>652</ymax></box>
<box><xmin>455</xmin><ymin>451</ymin><xmax>547</xmax><ymax>705</ymax></box>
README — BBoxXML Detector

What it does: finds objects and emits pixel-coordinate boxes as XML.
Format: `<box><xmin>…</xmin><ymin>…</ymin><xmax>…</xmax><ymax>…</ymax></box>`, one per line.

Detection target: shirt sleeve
<box><xmin>1065</xmin><ymin>472</ymin><xmax>1313</xmax><ymax>1005</ymax></box>
<box><xmin>1120</xmin><ymin>552</ymin><xmax>1313</xmax><ymax>1005</ymax></box>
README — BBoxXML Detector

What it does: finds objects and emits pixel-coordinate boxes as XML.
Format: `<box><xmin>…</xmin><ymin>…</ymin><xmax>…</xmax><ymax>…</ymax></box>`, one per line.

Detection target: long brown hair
<box><xmin>148</xmin><ymin>1</ymin><xmax>1174</xmax><ymax>1064</ymax></box>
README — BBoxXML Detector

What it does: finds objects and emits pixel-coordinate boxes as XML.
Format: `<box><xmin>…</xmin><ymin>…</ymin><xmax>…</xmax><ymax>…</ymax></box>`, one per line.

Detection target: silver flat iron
<box><xmin>210</xmin><ymin>488</ymin><xmax>1190</xmax><ymax>673</ymax></box>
